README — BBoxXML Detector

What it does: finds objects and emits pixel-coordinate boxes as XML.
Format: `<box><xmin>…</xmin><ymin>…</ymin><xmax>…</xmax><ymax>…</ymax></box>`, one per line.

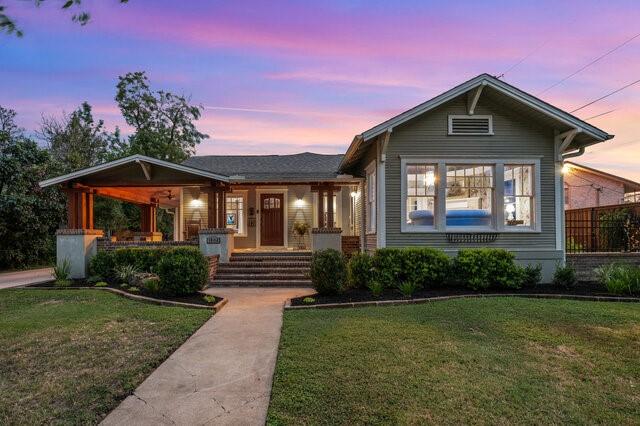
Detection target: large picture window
<box><xmin>402</xmin><ymin>160</ymin><xmax>538</xmax><ymax>232</ymax></box>
<box><xmin>446</xmin><ymin>165</ymin><xmax>493</xmax><ymax>227</ymax></box>
<box><xmin>225</xmin><ymin>193</ymin><xmax>246</xmax><ymax>236</ymax></box>
<box><xmin>504</xmin><ymin>165</ymin><xmax>533</xmax><ymax>227</ymax></box>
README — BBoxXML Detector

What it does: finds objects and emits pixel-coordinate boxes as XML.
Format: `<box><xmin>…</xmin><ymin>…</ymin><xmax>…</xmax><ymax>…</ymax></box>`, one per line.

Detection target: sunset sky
<box><xmin>2</xmin><ymin>0</ymin><xmax>639</xmax><ymax>180</ymax></box>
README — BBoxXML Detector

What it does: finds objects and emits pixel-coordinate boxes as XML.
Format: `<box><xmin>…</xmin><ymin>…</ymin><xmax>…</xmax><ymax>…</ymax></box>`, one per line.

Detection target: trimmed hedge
<box><xmin>346</xmin><ymin>252</ymin><xmax>372</xmax><ymax>289</ymax></box>
<box><xmin>370</xmin><ymin>247</ymin><xmax>451</xmax><ymax>289</ymax></box>
<box><xmin>156</xmin><ymin>247</ymin><xmax>209</xmax><ymax>296</ymax></box>
<box><xmin>89</xmin><ymin>246</ymin><xmax>209</xmax><ymax>296</ymax></box>
<box><xmin>452</xmin><ymin>248</ymin><xmax>522</xmax><ymax>290</ymax></box>
<box><xmin>310</xmin><ymin>249</ymin><xmax>347</xmax><ymax>295</ymax></box>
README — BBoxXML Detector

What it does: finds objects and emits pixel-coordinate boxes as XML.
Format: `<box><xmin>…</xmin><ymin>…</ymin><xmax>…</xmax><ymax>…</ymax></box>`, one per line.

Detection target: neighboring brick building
<box><xmin>564</xmin><ymin>161</ymin><xmax>640</xmax><ymax>209</ymax></box>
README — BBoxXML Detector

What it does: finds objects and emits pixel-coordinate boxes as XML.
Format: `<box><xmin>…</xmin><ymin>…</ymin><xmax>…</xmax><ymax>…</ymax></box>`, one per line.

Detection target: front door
<box><xmin>260</xmin><ymin>193</ymin><xmax>284</xmax><ymax>246</ymax></box>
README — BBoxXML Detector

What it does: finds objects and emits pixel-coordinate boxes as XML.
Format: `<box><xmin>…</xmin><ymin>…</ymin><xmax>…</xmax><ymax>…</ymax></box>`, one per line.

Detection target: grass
<box><xmin>0</xmin><ymin>289</ymin><xmax>212</xmax><ymax>425</ymax></box>
<box><xmin>268</xmin><ymin>298</ymin><xmax>640</xmax><ymax>425</ymax></box>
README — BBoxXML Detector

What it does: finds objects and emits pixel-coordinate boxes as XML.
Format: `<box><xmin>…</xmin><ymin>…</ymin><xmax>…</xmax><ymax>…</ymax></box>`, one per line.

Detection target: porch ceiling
<box><xmin>94</xmin><ymin>186</ymin><xmax>181</xmax><ymax>208</ymax></box>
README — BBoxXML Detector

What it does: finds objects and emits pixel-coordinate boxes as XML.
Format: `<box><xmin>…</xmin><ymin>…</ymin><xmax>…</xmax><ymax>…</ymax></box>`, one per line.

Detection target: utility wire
<box><xmin>583</xmin><ymin>109</ymin><xmax>617</xmax><ymax>120</ymax></box>
<box><xmin>498</xmin><ymin>40</ymin><xmax>550</xmax><ymax>78</ymax></box>
<box><xmin>538</xmin><ymin>31</ymin><xmax>640</xmax><ymax>95</ymax></box>
<box><xmin>570</xmin><ymin>78</ymin><xmax>640</xmax><ymax>113</ymax></box>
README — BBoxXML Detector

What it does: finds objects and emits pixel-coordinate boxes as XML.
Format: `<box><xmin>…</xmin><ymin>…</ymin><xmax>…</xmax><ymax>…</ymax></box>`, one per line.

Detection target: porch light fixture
<box><xmin>350</xmin><ymin>191</ymin><xmax>358</xmax><ymax>198</ymax></box>
<box><xmin>295</xmin><ymin>198</ymin><xmax>305</xmax><ymax>208</ymax></box>
<box><xmin>561</xmin><ymin>163</ymin><xmax>572</xmax><ymax>175</ymax></box>
<box><xmin>190</xmin><ymin>198</ymin><xmax>203</xmax><ymax>208</ymax></box>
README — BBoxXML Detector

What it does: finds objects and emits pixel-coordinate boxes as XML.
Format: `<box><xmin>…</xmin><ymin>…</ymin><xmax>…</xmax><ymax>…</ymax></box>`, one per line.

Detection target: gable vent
<box><xmin>448</xmin><ymin>115</ymin><xmax>493</xmax><ymax>135</ymax></box>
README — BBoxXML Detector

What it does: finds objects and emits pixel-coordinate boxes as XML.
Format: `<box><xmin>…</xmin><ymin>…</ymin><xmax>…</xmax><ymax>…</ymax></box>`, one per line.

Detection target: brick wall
<box><xmin>565</xmin><ymin>169</ymin><xmax>625</xmax><ymax>209</ymax></box>
<box><xmin>341</xmin><ymin>236</ymin><xmax>360</xmax><ymax>258</ymax></box>
<box><xmin>97</xmin><ymin>238</ymin><xmax>198</xmax><ymax>251</ymax></box>
<box><xmin>566</xmin><ymin>253</ymin><xmax>640</xmax><ymax>281</ymax></box>
<box><xmin>206</xmin><ymin>255</ymin><xmax>219</xmax><ymax>283</ymax></box>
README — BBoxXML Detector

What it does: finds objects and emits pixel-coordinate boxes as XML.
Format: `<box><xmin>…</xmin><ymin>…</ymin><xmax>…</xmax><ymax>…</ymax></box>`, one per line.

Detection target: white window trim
<box><xmin>448</xmin><ymin>115</ymin><xmax>494</xmax><ymax>136</ymax></box>
<box><xmin>365</xmin><ymin>160</ymin><xmax>377</xmax><ymax>234</ymax></box>
<box><xmin>400</xmin><ymin>158</ymin><xmax>541</xmax><ymax>233</ymax></box>
<box><xmin>226</xmin><ymin>190</ymin><xmax>248</xmax><ymax>237</ymax></box>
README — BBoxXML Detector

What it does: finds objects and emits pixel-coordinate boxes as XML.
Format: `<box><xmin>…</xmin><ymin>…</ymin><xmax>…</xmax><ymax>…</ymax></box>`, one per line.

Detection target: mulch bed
<box><xmin>29</xmin><ymin>280</ymin><xmax>218</xmax><ymax>307</ymax></box>
<box><xmin>290</xmin><ymin>282</ymin><xmax>630</xmax><ymax>306</ymax></box>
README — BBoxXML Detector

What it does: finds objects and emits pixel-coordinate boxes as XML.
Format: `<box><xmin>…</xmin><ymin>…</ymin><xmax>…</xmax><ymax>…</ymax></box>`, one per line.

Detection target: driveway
<box><xmin>0</xmin><ymin>267</ymin><xmax>53</xmax><ymax>290</ymax></box>
<box><xmin>101</xmin><ymin>287</ymin><xmax>315</xmax><ymax>426</ymax></box>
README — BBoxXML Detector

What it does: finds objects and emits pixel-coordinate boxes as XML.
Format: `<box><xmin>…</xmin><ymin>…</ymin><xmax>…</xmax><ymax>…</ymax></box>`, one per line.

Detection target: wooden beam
<box><xmin>93</xmin><ymin>187</ymin><xmax>153</xmax><ymax>205</ymax></box>
<box><xmin>555</xmin><ymin>128</ymin><xmax>581</xmax><ymax>161</ymax></box>
<box><xmin>467</xmin><ymin>84</ymin><xmax>484</xmax><ymax>115</ymax></box>
<box><xmin>380</xmin><ymin>129</ymin><xmax>392</xmax><ymax>163</ymax></box>
<box><xmin>136</xmin><ymin>159</ymin><xmax>152</xmax><ymax>181</ymax></box>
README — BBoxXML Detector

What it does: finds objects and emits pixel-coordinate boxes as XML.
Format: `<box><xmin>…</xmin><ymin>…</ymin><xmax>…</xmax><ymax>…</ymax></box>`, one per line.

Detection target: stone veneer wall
<box><xmin>566</xmin><ymin>253</ymin><xmax>640</xmax><ymax>282</ymax></box>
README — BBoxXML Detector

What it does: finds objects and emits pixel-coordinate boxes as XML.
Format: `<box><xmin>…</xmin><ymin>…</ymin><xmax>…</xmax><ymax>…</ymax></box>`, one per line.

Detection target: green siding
<box><xmin>384</xmin><ymin>94</ymin><xmax>558</xmax><ymax>251</ymax></box>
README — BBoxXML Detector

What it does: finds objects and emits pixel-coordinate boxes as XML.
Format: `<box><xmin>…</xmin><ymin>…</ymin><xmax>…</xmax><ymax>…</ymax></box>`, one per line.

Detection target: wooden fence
<box><xmin>565</xmin><ymin>202</ymin><xmax>640</xmax><ymax>253</ymax></box>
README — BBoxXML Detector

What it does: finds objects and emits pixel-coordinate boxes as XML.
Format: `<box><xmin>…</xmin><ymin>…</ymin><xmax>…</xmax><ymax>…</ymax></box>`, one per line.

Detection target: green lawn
<box><xmin>0</xmin><ymin>289</ymin><xmax>212</xmax><ymax>425</ymax></box>
<box><xmin>268</xmin><ymin>298</ymin><xmax>640</xmax><ymax>425</ymax></box>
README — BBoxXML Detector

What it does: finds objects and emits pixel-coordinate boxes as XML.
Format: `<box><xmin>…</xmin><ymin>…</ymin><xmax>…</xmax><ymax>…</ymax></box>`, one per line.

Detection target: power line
<box><xmin>498</xmin><ymin>40</ymin><xmax>550</xmax><ymax>78</ymax></box>
<box><xmin>570</xmin><ymin>78</ymin><xmax>640</xmax><ymax>113</ymax></box>
<box><xmin>583</xmin><ymin>109</ymin><xmax>617</xmax><ymax>120</ymax></box>
<box><xmin>538</xmin><ymin>31</ymin><xmax>640</xmax><ymax>95</ymax></box>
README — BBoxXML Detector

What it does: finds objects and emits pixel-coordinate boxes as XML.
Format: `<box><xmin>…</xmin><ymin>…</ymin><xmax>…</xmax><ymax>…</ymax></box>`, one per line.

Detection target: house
<box><xmin>563</xmin><ymin>161</ymin><xmax>640</xmax><ymax>209</ymax></box>
<box><xmin>40</xmin><ymin>74</ymin><xmax>613</xmax><ymax>282</ymax></box>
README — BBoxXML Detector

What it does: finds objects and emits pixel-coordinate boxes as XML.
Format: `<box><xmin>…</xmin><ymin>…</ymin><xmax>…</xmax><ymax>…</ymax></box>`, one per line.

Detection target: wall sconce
<box><xmin>295</xmin><ymin>197</ymin><xmax>305</xmax><ymax>208</ymax></box>
<box><xmin>350</xmin><ymin>191</ymin><xmax>358</xmax><ymax>198</ymax></box>
<box><xmin>561</xmin><ymin>163</ymin><xmax>571</xmax><ymax>174</ymax></box>
<box><xmin>190</xmin><ymin>198</ymin><xmax>203</xmax><ymax>208</ymax></box>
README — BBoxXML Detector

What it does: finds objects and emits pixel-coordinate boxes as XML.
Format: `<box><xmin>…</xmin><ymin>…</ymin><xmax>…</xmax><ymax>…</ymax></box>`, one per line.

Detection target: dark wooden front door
<box><xmin>260</xmin><ymin>193</ymin><xmax>284</xmax><ymax>246</ymax></box>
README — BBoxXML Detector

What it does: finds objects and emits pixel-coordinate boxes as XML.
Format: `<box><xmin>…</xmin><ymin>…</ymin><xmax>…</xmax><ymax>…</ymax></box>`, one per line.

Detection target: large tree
<box><xmin>114</xmin><ymin>71</ymin><xmax>209</xmax><ymax>163</ymax></box>
<box><xmin>1</xmin><ymin>0</ymin><xmax>128</xmax><ymax>37</ymax></box>
<box><xmin>39</xmin><ymin>102</ymin><xmax>112</xmax><ymax>172</ymax></box>
<box><xmin>0</xmin><ymin>106</ymin><xmax>66</xmax><ymax>268</ymax></box>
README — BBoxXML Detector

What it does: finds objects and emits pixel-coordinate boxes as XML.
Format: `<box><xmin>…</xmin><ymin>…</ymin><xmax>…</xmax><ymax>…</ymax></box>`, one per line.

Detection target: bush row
<box><xmin>90</xmin><ymin>247</ymin><xmax>209</xmax><ymax>296</ymax></box>
<box><xmin>311</xmin><ymin>247</ymin><xmax>548</xmax><ymax>296</ymax></box>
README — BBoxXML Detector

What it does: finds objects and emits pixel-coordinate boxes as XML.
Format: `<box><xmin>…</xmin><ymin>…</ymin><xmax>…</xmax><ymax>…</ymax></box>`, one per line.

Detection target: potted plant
<box><xmin>293</xmin><ymin>222</ymin><xmax>310</xmax><ymax>249</ymax></box>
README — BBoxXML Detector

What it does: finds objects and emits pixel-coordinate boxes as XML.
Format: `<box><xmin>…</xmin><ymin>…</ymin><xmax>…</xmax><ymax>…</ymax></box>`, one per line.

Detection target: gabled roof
<box><xmin>39</xmin><ymin>154</ymin><xmax>229</xmax><ymax>188</ymax></box>
<box><xmin>183</xmin><ymin>152</ymin><xmax>346</xmax><ymax>182</ymax></box>
<box><xmin>340</xmin><ymin>73</ymin><xmax>614</xmax><ymax>171</ymax></box>
<box><xmin>566</xmin><ymin>161</ymin><xmax>640</xmax><ymax>191</ymax></box>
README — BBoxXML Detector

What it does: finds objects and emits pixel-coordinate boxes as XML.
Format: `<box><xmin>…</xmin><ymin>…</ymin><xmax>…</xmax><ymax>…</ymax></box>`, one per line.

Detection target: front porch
<box><xmin>40</xmin><ymin>155</ymin><xmax>363</xmax><ymax>278</ymax></box>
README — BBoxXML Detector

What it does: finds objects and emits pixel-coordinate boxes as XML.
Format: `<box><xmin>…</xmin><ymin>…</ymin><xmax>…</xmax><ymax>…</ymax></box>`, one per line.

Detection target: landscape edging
<box><xmin>18</xmin><ymin>284</ymin><xmax>227</xmax><ymax>312</ymax></box>
<box><xmin>285</xmin><ymin>293</ymin><xmax>640</xmax><ymax>310</ymax></box>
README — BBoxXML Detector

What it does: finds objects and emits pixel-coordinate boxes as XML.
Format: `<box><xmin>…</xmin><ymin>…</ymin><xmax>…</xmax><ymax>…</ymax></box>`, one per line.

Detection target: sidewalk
<box><xmin>101</xmin><ymin>287</ymin><xmax>315</xmax><ymax>426</ymax></box>
<box><xmin>0</xmin><ymin>267</ymin><xmax>54</xmax><ymax>290</ymax></box>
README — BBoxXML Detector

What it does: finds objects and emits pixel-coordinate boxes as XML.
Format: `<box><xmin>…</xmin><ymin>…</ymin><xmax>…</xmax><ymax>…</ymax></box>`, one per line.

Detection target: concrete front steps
<box><xmin>213</xmin><ymin>251</ymin><xmax>312</xmax><ymax>287</ymax></box>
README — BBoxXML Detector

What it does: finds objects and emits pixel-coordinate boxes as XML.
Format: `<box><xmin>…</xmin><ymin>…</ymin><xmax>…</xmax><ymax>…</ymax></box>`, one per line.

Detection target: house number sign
<box><xmin>206</xmin><ymin>236</ymin><xmax>221</xmax><ymax>244</ymax></box>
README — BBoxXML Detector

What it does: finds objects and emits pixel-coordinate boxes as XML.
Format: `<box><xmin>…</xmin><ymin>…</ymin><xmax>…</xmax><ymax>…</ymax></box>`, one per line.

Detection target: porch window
<box><xmin>504</xmin><ymin>165</ymin><xmax>534</xmax><ymax>228</ymax></box>
<box><xmin>366</xmin><ymin>162</ymin><xmax>376</xmax><ymax>233</ymax></box>
<box><xmin>225</xmin><ymin>193</ymin><xmax>246</xmax><ymax>236</ymax></box>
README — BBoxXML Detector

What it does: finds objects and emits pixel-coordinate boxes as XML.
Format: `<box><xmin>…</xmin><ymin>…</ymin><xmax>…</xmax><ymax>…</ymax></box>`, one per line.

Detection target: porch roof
<box><xmin>39</xmin><ymin>154</ymin><xmax>230</xmax><ymax>188</ymax></box>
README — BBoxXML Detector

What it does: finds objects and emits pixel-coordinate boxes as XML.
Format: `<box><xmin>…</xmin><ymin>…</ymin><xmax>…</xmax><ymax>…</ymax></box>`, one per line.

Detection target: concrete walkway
<box><xmin>0</xmin><ymin>267</ymin><xmax>53</xmax><ymax>290</ymax></box>
<box><xmin>102</xmin><ymin>287</ymin><xmax>314</xmax><ymax>426</ymax></box>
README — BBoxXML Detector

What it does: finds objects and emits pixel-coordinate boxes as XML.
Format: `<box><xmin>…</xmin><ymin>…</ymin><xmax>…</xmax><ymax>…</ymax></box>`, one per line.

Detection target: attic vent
<box><xmin>448</xmin><ymin>115</ymin><xmax>493</xmax><ymax>135</ymax></box>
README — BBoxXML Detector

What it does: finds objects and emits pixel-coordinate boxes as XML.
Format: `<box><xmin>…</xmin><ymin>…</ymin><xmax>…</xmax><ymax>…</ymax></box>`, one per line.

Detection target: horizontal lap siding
<box><xmin>385</xmin><ymin>95</ymin><xmax>557</xmax><ymax>250</ymax></box>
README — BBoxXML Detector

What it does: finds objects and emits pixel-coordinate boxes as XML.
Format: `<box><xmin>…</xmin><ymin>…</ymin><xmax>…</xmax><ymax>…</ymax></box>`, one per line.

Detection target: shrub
<box><xmin>398</xmin><ymin>281</ymin><xmax>419</xmax><ymax>297</ymax></box>
<box><xmin>347</xmin><ymin>252</ymin><xmax>372</xmax><ymax>289</ymax></box>
<box><xmin>521</xmin><ymin>264</ymin><xmax>542</xmax><ymax>287</ymax></box>
<box><xmin>156</xmin><ymin>247</ymin><xmax>209</xmax><ymax>296</ymax></box>
<box><xmin>453</xmin><ymin>249</ymin><xmax>522</xmax><ymax>290</ymax></box>
<box><xmin>371</xmin><ymin>248</ymin><xmax>450</xmax><ymax>289</ymax></box>
<box><xmin>203</xmin><ymin>294</ymin><xmax>216</xmax><ymax>304</ymax></box>
<box><xmin>114</xmin><ymin>264</ymin><xmax>139</xmax><ymax>286</ymax></box>
<box><xmin>89</xmin><ymin>250</ymin><xmax>116</xmax><ymax>280</ymax></box>
<box><xmin>53</xmin><ymin>258</ymin><xmax>71</xmax><ymax>287</ymax></box>
<box><xmin>553</xmin><ymin>263</ymin><xmax>577</xmax><ymax>289</ymax></box>
<box><xmin>310</xmin><ymin>249</ymin><xmax>346</xmax><ymax>295</ymax></box>
<box><xmin>94</xmin><ymin>281</ymin><xmax>108</xmax><ymax>287</ymax></box>
<box><xmin>141</xmin><ymin>276</ymin><xmax>161</xmax><ymax>295</ymax></box>
<box><xmin>595</xmin><ymin>263</ymin><xmax>640</xmax><ymax>295</ymax></box>
<box><xmin>127</xmin><ymin>286</ymin><xmax>141</xmax><ymax>293</ymax></box>
<box><xmin>367</xmin><ymin>280</ymin><xmax>384</xmax><ymax>297</ymax></box>
<box><xmin>302</xmin><ymin>297</ymin><xmax>316</xmax><ymax>304</ymax></box>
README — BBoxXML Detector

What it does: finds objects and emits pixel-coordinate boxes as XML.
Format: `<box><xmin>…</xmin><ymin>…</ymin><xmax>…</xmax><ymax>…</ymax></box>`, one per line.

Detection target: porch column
<box><xmin>140</xmin><ymin>198</ymin><xmax>158</xmax><ymax>233</ymax></box>
<box><xmin>326</xmin><ymin>187</ymin><xmax>334</xmax><ymax>228</ymax></box>
<box><xmin>65</xmin><ymin>188</ymin><xmax>94</xmax><ymax>230</ymax></box>
<box><xmin>218</xmin><ymin>189</ymin><xmax>227</xmax><ymax>229</ymax></box>
<box><xmin>317</xmin><ymin>188</ymin><xmax>325</xmax><ymax>228</ymax></box>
